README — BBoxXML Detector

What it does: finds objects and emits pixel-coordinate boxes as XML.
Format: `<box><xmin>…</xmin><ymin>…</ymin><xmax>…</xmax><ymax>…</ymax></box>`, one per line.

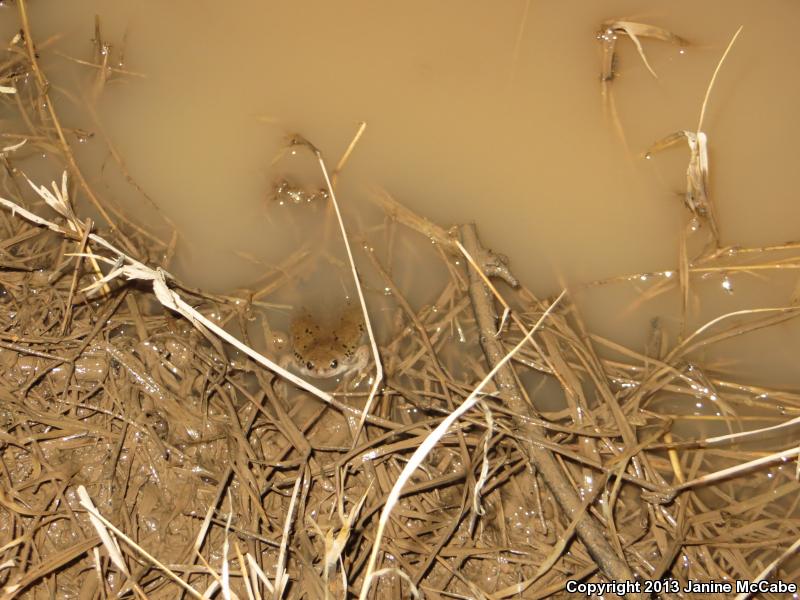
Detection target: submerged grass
<box><xmin>0</xmin><ymin>7</ymin><xmax>797</xmax><ymax>600</ymax></box>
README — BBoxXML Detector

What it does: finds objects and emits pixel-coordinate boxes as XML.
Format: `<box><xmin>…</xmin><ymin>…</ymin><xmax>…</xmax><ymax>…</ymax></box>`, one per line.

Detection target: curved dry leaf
<box><xmin>648</xmin><ymin>130</ymin><xmax>719</xmax><ymax>242</ymax></box>
<box><xmin>599</xmin><ymin>20</ymin><xmax>687</xmax><ymax>80</ymax></box>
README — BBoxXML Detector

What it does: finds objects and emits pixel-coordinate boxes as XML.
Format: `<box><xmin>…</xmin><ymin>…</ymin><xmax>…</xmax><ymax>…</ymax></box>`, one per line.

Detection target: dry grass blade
<box><xmin>2</xmin><ymin>139</ymin><xmax>26</xmax><ymax>153</ymax></box>
<box><xmin>233</xmin><ymin>543</ymin><xmax>257</xmax><ymax>600</ymax></box>
<box><xmin>698</xmin><ymin>26</ymin><xmax>744</xmax><ymax>132</ymax></box>
<box><xmin>246</xmin><ymin>553</ymin><xmax>275</xmax><ymax>595</ymax></box>
<box><xmin>221</xmin><ymin>506</ymin><xmax>233</xmax><ymax>600</ymax></box>
<box><xmin>274</xmin><ymin>475</ymin><xmax>303</xmax><ymax>600</ymax></box>
<box><xmin>679</xmin><ymin>225</ymin><xmax>690</xmax><ymax>328</ymax></box>
<box><xmin>598</xmin><ymin>19</ymin><xmax>686</xmax><ymax>80</ymax></box>
<box><xmin>76</xmin><ymin>487</ymin><xmax>128</xmax><ymax>578</ymax></box>
<box><xmin>369</xmin><ymin>188</ymin><xmax>455</xmax><ymax>250</ymax></box>
<box><xmin>332</xmin><ymin>120</ymin><xmax>366</xmax><ymax>185</ymax></box>
<box><xmin>675</xmin><ymin>446</ymin><xmax>799</xmax><ymax>496</ymax></box>
<box><xmin>648</xmin><ymin>130</ymin><xmax>718</xmax><ymax>242</ymax></box>
<box><xmin>310</xmin><ymin>139</ymin><xmax>383</xmax><ymax>442</ymax></box>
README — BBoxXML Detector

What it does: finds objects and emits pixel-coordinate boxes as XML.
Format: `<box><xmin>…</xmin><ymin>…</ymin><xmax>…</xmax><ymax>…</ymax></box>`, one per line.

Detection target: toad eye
<box><xmin>306</xmin><ymin>361</ymin><xmax>315</xmax><ymax>371</ymax></box>
<box><xmin>329</xmin><ymin>359</ymin><xmax>338</xmax><ymax>370</ymax></box>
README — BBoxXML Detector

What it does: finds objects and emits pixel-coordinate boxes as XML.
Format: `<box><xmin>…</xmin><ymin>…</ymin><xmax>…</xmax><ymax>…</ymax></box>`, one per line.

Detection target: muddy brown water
<box><xmin>3</xmin><ymin>0</ymin><xmax>797</xmax><ymax>369</ymax></box>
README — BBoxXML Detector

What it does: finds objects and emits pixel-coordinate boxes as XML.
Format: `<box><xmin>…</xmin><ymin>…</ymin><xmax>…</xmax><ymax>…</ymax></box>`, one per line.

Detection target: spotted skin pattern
<box><xmin>288</xmin><ymin>306</ymin><xmax>368</xmax><ymax>378</ymax></box>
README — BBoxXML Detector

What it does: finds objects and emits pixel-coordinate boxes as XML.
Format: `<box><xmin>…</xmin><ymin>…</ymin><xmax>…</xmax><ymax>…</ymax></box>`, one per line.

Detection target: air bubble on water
<box><xmin>721</xmin><ymin>275</ymin><xmax>733</xmax><ymax>294</ymax></box>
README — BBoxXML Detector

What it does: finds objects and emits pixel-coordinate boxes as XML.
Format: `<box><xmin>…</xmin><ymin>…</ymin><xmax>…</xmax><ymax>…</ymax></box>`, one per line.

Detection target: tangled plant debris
<box><xmin>0</xmin><ymin>5</ymin><xmax>797</xmax><ymax>600</ymax></box>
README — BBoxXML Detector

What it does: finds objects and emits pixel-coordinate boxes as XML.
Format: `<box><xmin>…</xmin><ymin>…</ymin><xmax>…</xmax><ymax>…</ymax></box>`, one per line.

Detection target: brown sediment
<box><xmin>0</xmin><ymin>8</ymin><xmax>798</xmax><ymax>600</ymax></box>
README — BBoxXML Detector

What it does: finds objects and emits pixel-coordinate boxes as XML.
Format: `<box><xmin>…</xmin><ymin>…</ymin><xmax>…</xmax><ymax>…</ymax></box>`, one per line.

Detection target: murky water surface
<box><xmin>3</xmin><ymin>0</ymin><xmax>799</xmax><ymax>395</ymax></box>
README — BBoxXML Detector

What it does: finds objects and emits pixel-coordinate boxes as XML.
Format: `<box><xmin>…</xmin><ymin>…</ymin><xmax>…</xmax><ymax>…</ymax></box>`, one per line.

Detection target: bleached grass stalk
<box><xmin>0</xmin><ymin>559</ymin><xmax>15</xmax><ymax>572</ymax></box>
<box><xmin>0</xmin><ymin>193</ymin><xmax>333</xmax><ymax>404</ymax></box>
<box><xmin>246</xmin><ymin>553</ymin><xmax>275</xmax><ymax>595</ymax></box>
<box><xmin>233</xmin><ymin>543</ymin><xmax>257</xmax><ymax>600</ymax></box>
<box><xmin>664</xmin><ymin>432</ymin><xmax>685</xmax><ymax>484</ymax></box>
<box><xmin>673</xmin><ymin>445</ymin><xmax>799</xmax><ymax>495</ymax></box>
<box><xmin>76</xmin><ymin>487</ymin><xmax>134</xmax><ymax>585</ymax></box>
<box><xmin>332</xmin><ymin>121</ymin><xmax>367</xmax><ymax>185</ymax></box>
<box><xmin>313</xmin><ymin>145</ymin><xmax>383</xmax><ymax>441</ymax></box>
<box><xmin>77</xmin><ymin>485</ymin><xmax>205</xmax><ymax>600</ymax></box>
<box><xmin>222</xmin><ymin>507</ymin><xmax>233</xmax><ymax>600</ymax></box>
<box><xmin>698</xmin><ymin>413</ymin><xmax>800</xmax><ymax>447</ymax></box>
<box><xmin>697</xmin><ymin>26</ymin><xmax>743</xmax><ymax>132</ymax></box>
<box><xmin>2</xmin><ymin>139</ymin><xmax>26</xmax><ymax>153</ymax></box>
<box><xmin>273</xmin><ymin>475</ymin><xmax>303</xmax><ymax>600</ymax></box>
<box><xmin>90</xmin><ymin>547</ymin><xmax>104</xmax><ymax>597</ymax></box>
<box><xmin>357</xmin><ymin>291</ymin><xmax>565</xmax><ymax>600</ymax></box>
<box><xmin>194</xmin><ymin>549</ymin><xmax>230</xmax><ymax>600</ymax></box>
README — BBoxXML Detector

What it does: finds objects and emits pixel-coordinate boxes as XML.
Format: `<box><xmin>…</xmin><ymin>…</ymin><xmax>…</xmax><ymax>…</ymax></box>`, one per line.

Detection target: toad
<box><xmin>285</xmin><ymin>305</ymin><xmax>369</xmax><ymax>379</ymax></box>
